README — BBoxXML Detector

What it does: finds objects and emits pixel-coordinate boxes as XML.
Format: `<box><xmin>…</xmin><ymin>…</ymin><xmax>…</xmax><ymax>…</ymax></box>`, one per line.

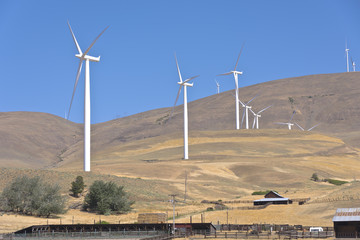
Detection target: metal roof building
<box><xmin>333</xmin><ymin>208</ymin><xmax>360</xmax><ymax>238</ymax></box>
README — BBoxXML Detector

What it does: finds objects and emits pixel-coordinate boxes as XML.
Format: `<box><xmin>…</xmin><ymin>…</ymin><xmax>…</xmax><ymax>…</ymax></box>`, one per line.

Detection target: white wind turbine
<box><xmin>275</xmin><ymin>111</ymin><xmax>296</xmax><ymax>130</ymax></box>
<box><xmin>345</xmin><ymin>43</ymin><xmax>350</xmax><ymax>72</ymax></box>
<box><xmin>170</xmin><ymin>54</ymin><xmax>199</xmax><ymax>160</ymax></box>
<box><xmin>294</xmin><ymin>122</ymin><xmax>320</xmax><ymax>131</ymax></box>
<box><xmin>238</xmin><ymin>95</ymin><xmax>257</xmax><ymax>129</ymax></box>
<box><xmin>249</xmin><ymin>105</ymin><xmax>272</xmax><ymax>129</ymax></box>
<box><xmin>218</xmin><ymin>44</ymin><xmax>245</xmax><ymax>130</ymax></box>
<box><xmin>215</xmin><ymin>79</ymin><xmax>220</xmax><ymax>94</ymax></box>
<box><xmin>351</xmin><ymin>57</ymin><xmax>356</xmax><ymax>72</ymax></box>
<box><xmin>67</xmin><ymin>21</ymin><xmax>109</xmax><ymax>172</ymax></box>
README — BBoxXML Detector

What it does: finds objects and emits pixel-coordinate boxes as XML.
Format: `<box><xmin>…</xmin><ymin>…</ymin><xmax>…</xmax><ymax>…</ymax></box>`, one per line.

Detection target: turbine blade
<box><xmin>258</xmin><ymin>105</ymin><xmax>272</xmax><ymax>114</ymax></box>
<box><xmin>275</xmin><ymin>122</ymin><xmax>288</xmax><ymax>125</ymax></box>
<box><xmin>249</xmin><ymin>108</ymin><xmax>256</xmax><ymax>115</ymax></box>
<box><xmin>183</xmin><ymin>75</ymin><xmax>200</xmax><ymax>84</ymax></box>
<box><xmin>82</xmin><ymin>25</ymin><xmax>109</xmax><ymax>57</ymax></box>
<box><xmin>234</xmin><ymin>42</ymin><xmax>245</xmax><ymax>71</ymax></box>
<box><xmin>246</xmin><ymin>94</ymin><xmax>258</xmax><ymax>105</ymax></box>
<box><xmin>308</xmin><ymin>123</ymin><xmax>320</xmax><ymax>131</ymax></box>
<box><xmin>289</xmin><ymin>110</ymin><xmax>296</xmax><ymax>122</ymax></box>
<box><xmin>67</xmin><ymin>60</ymin><xmax>83</xmax><ymax>119</ymax></box>
<box><xmin>217</xmin><ymin>72</ymin><xmax>232</xmax><ymax>76</ymax></box>
<box><xmin>252</xmin><ymin>117</ymin><xmax>256</xmax><ymax>129</ymax></box>
<box><xmin>170</xmin><ymin>85</ymin><xmax>182</xmax><ymax>118</ymax></box>
<box><xmin>174</xmin><ymin>53</ymin><xmax>183</xmax><ymax>82</ymax></box>
<box><xmin>294</xmin><ymin>122</ymin><xmax>304</xmax><ymax>131</ymax></box>
<box><xmin>67</xmin><ymin>21</ymin><xmax>83</xmax><ymax>55</ymax></box>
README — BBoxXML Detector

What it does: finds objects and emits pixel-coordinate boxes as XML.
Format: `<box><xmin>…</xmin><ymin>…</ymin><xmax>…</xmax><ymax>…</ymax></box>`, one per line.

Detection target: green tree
<box><xmin>83</xmin><ymin>180</ymin><xmax>134</xmax><ymax>215</ymax></box>
<box><xmin>311</xmin><ymin>173</ymin><xmax>319</xmax><ymax>182</ymax></box>
<box><xmin>70</xmin><ymin>176</ymin><xmax>85</xmax><ymax>197</ymax></box>
<box><xmin>0</xmin><ymin>176</ymin><xmax>66</xmax><ymax>217</ymax></box>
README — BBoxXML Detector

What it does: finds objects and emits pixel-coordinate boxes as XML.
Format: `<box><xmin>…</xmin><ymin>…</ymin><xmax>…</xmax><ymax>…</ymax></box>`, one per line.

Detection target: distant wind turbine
<box><xmin>294</xmin><ymin>122</ymin><xmax>320</xmax><ymax>131</ymax></box>
<box><xmin>170</xmin><ymin>54</ymin><xmax>199</xmax><ymax>160</ymax></box>
<box><xmin>239</xmin><ymin>95</ymin><xmax>257</xmax><ymax>130</ymax></box>
<box><xmin>345</xmin><ymin>42</ymin><xmax>350</xmax><ymax>72</ymax></box>
<box><xmin>218</xmin><ymin>43</ymin><xmax>245</xmax><ymax>130</ymax></box>
<box><xmin>215</xmin><ymin>79</ymin><xmax>220</xmax><ymax>94</ymax></box>
<box><xmin>351</xmin><ymin>57</ymin><xmax>356</xmax><ymax>72</ymax></box>
<box><xmin>250</xmin><ymin>105</ymin><xmax>272</xmax><ymax>129</ymax></box>
<box><xmin>67</xmin><ymin>21</ymin><xmax>109</xmax><ymax>172</ymax></box>
<box><xmin>275</xmin><ymin>111</ymin><xmax>296</xmax><ymax>130</ymax></box>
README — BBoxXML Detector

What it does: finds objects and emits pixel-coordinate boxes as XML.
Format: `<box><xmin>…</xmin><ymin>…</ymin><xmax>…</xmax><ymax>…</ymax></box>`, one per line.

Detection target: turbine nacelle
<box><xmin>178</xmin><ymin>82</ymin><xmax>194</xmax><ymax>87</ymax></box>
<box><xmin>75</xmin><ymin>54</ymin><xmax>100</xmax><ymax>62</ymax></box>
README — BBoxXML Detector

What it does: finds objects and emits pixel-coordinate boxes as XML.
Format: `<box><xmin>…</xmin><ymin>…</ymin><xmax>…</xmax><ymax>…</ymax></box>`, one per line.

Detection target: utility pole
<box><xmin>184</xmin><ymin>171</ymin><xmax>187</xmax><ymax>202</ymax></box>
<box><xmin>169</xmin><ymin>194</ymin><xmax>177</xmax><ymax>235</ymax></box>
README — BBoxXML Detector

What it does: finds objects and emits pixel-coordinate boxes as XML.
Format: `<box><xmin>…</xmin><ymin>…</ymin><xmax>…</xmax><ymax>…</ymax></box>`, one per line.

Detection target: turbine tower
<box><xmin>351</xmin><ymin>57</ymin><xmax>356</xmax><ymax>72</ymax></box>
<box><xmin>250</xmin><ymin>105</ymin><xmax>272</xmax><ymax>129</ymax></box>
<box><xmin>67</xmin><ymin>21</ymin><xmax>108</xmax><ymax>172</ymax></box>
<box><xmin>218</xmin><ymin>44</ymin><xmax>245</xmax><ymax>130</ymax></box>
<box><xmin>215</xmin><ymin>79</ymin><xmax>220</xmax><ymax>94</ymax></box>
<box><xmin>345</xmin><ymin>43</ymin><xmax>350</xmax><ymax>72</ymax></box>
<box><xmin>275</xmin><ymin>111</ymin><xmax>296</xmax><ymax>130</ymax></box>
<box><xmin>170</xmin><ymin>54</ymin><xmax>199</xmax><ymax>160</ymax></box>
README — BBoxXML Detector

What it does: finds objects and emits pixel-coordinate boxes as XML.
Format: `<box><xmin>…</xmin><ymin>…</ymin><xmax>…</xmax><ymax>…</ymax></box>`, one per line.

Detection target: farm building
<box><xmin>333</xmin><ymin>208</ymin><xmax>360</xmax><ymax>238</ymax></box>
<box><xmin>253</xmin><ymin>191</ymin><xmax>293</xmax><ymax>206</ymax></box>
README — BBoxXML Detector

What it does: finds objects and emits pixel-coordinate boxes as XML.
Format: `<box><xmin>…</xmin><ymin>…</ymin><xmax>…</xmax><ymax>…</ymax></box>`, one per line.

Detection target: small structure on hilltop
<box><xmin>333</xmin><ymin>208</ymin><xmax>360</xmax><ymax>238</ymax></box>
<box><xmin>253</xmin><ymin>191</ymin><xmax>293</xmax><ymax>206</ymax></box>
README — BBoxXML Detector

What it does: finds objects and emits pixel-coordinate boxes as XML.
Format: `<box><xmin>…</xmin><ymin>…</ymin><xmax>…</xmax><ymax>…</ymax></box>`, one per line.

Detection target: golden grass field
<box><xmin>1</xmin><ymin>129</ymin><xmax>360</xmax><ymax>233</ymax></box>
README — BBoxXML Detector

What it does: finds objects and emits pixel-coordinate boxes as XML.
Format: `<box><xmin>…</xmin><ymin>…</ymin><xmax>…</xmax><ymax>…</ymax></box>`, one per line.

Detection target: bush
<box><xmin>83</xmin><ymin>180</ymin><xmax>134</xmax><ymax>215</ymax></box>
<box><xmin>70</xmin><ymin>176</ymin><xmax>85</xmax><ymax>197</ymax></box>
<box><xmin>311</xmin><ymin>173</ymin><xmax>319</xmax><ymax>182</ymax></box>
<box><xmin>251</xmin><ymin>190</ymin><xmax>271</xmax><ymax>195</ymax></box>
<box><xmin>325</xmin><ymin>179</ymin><xmax>348</xmax><ymax>186</ymax></box>
<box><xmin>0</xmin><ymin>176</ymin><xmax>66</xmax><ymax>217</ymax></box>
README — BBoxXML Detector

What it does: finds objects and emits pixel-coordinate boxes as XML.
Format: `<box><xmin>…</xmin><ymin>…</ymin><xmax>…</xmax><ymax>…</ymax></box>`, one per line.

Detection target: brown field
<box><xmin>1</xmin><ymin>129</ymin><xmax>360</xmax><ymax>233</ymax></box>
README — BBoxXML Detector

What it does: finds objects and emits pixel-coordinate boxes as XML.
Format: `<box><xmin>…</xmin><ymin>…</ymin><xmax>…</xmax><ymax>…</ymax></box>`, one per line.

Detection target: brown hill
<box><xmin>1</xmin><ymin>72</ymin><xmax>360</xmax><ymax>169</ymax></box>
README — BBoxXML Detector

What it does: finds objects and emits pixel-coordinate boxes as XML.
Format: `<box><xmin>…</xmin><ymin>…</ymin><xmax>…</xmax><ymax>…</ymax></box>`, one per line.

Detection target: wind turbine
<box><xmin>275</xmin><ymin>111</ymin><xmax>296</xmax><ymax>130</ymax></box>
<box><xmin>170</xmin><ymin>54</ymin><xmax>199</xmax><ymax>160</ymax></box>
<box><xmin>67</xmin><ymin>21</ymin><xmax>109</xmax><ymax>172</ymax></box>
<box><xmin>218</xmin><ymin>44</ymin><xmax>245</xmax><ymax>130</ymax></box>
<box><xmin>239</xmin><ymin>95</ymin><xmax>257</xmax><ymax>129</ymax></box>
<box><xmin>351</xmin><ymin>57</ymin><xmax>356</xmax><ymax>72</ymax></box>
<box><xmin>215</xmin><ymin>79</ymin><xmax>220</xmax><ymax>94</ymax></box>
<box><xmin>345</xmin><ymin>43</ymin><xmax>350</xmax><ymax>72</ymax></box>
<box><xmin>294</xmin><ymin>122</ymin><xmax>320</xmax><ymax>131</ymax></box>
<box><xmin>249</xmin><ymin>105</ymin><xmax>272</xmax><ymax>129</ymax></box>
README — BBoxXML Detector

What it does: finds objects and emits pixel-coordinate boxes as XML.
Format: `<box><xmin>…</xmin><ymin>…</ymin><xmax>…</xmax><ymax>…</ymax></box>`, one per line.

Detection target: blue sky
<box><xmin>0</xmin><ymin>1</ymin><xmax>359</xmax><ymax>123</ymax></box>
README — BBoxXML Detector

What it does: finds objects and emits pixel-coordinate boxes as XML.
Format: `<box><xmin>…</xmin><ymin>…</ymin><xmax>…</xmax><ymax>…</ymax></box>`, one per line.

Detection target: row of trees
<box><xmin>0</xmin><ymin>176</ymin><xmax>134</xmax><ymax>217</ymax></box>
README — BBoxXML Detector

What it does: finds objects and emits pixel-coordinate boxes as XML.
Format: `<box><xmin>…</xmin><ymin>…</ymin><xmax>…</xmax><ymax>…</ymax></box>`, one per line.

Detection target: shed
<box><xmin>253</xmin><ymin>191</ymin><xmax>292</xmax><ymax>206</ymax></box>
<box><xmin>333</xmin><ymin>208</ymin><xmax>360</xmax><ymax>238</ymax></box>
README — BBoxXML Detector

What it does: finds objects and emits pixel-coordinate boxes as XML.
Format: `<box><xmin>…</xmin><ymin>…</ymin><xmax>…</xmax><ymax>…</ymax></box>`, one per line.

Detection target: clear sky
<box><xmin>0</xmin><ymin>1</ymin><xmax>359</xmax><ymax>124</ymax></box>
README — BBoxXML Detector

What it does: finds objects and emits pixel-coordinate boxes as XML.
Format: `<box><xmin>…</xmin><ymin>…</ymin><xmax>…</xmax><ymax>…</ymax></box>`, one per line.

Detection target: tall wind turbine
<box><xmin>345</xmin><ymin>43</ymin><xmax>350</xmax><ymax>72</ymax></box>
<box><xmin>215</xmin><ymin>79</ymin><xmax>220</xmax><ymax>94</ymax></box>
<box><xmin>218</xmin><ymin>44</ymin><xmax>245</xmax><ymax>130</ymax></box>
<box><xmin>275</xmin><ymin>111</ymin><xmax>296</xmax><ymax>130</ymax></box>
<box><xmin>67</xmin><ymin>21</ymin><xmax>109</xmax><ymax>172</ymax></box>
<box><xmin>170</xmin><ymin>54</ymin><xmax>199</xmax><ymax>160</ymax></box>
<box><xmin>250</xmin><ymin>105</ymin><xmax>272</xmax><ymax>129</ymax></box>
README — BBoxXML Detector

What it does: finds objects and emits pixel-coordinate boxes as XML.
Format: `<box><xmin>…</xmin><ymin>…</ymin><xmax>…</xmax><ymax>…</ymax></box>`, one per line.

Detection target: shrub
<box><xmin>70</xmin><ymin>176</ymin><xmax>85</xmax><ymax>197</ymax></box>
<box><xmin>83</xmin><ymin>180</ymin><xmax>134</xmax><ymax>215</ymax></box>
<box><xmin>311</xmin><ymin>173</ymin><xmax>319</xmax><ymax>182</ymax></box>
<box><xmin>325</xmin><ymin>179</ymin><xmax>348</xmax><ymax>186</ymax></box>
<box><xmin>251</xmin><ymin>190</ymin><xmax>271</xmax><ymax>195</ymax></box>
<box><xmin>0</xmin><ymin>176</ymin><xmax>66</xmax><ymax>217</ymax></box>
